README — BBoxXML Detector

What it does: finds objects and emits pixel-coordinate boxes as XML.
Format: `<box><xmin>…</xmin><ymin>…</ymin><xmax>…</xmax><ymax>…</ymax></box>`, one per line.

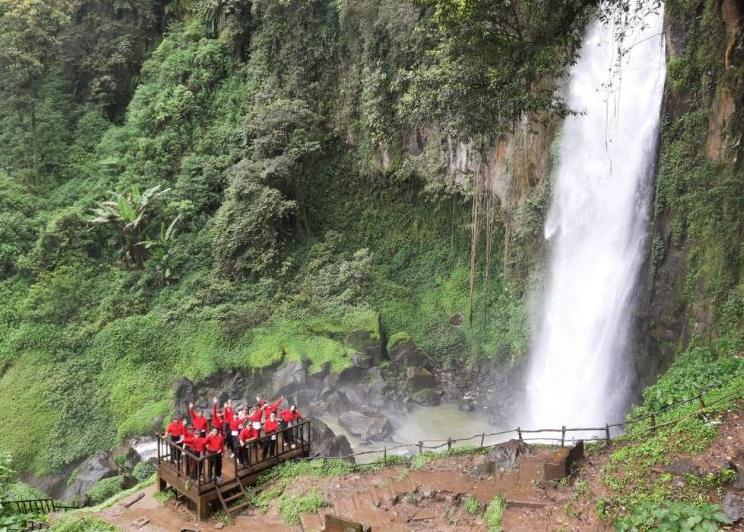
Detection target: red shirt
<box><xmin>263</xmin><ymin>420</ymin><xmax>279</xmax><ymax>434</ymax></box>
<box><xmin>224</xmin><ymin>406</ymin><xmax>234</xmax><ymax>423</ymax></box>
<box><xmin>183</xmin><ymin>431</ymin><xmax>207</xmax><ymax>453</ymax></box>
<box><xmin>229</xmin><ymin>416</ymin><xmax>242</xmax><ymax>431</ymax></box>
<box><xmin>212</xmin><ymin>404</ymin><xmax>224</xmax><ymax>429</ymax></box>
<box><xmin>249</xmin><ymin>409</ymin><xmax>262</xmax><ymax>423</ymax></box>
<box><xmin>189</xmin><ymin>406</ymin><xmax>208</xmax><ymax>432</ymax></box>
<box><xmin>205</xmin><ymin>433</ymin><xmax>224</xmax><ymax>453</ymax></box>
<box><xmin>279</xmin><ymin>409</ymin><xmax>302</xmax><ymax>423</ymax></box>
<box><xmin>263</xmin><ymin>398</ymin><xmax>283</xmax><ymax>419</ymax></box>
<box><xmin>166</xmin><ymin>420</ymin><xmax>185</xmax><ymax>437</ymax></box>
<box><xmin>239</xmin><ymin>427</ymin><xmax>259</xmax><ymax>444</ymax></box>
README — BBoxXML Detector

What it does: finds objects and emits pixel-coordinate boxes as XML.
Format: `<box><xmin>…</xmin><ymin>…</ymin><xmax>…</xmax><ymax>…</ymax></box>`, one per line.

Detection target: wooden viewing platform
<box><xmin>156</xmin><ymin>420</ymin><xmax>312</xmax><ymax>519</ymax></box>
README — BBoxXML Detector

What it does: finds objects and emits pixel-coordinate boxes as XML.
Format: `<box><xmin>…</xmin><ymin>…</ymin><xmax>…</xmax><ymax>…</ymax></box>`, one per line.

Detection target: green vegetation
<box><xmin>131</xmin><ymin>461</ymin><xmax>156</xmax><ymax>483</ymax></box>
<box><xmin>483</xmin><ymin>495</ymin><xmax>504</xmax><ymax>532</ymax></box>
<box><xmin>0</xmin><ymin>0</ymin><xmax>562</xmax><ymax>478</ymax></box>
<box><xmin>87</xmin><ymin>476</ymin><xmax>126</xmax><ymax>506</ymax></box>
<box><xmin>49</xmin><ymin>515</ymin><xmax>118</xmax><ymax>532</ymax></box>
<box><xmin>277</xmin><ymin>490</ymin><xmax>329</xmax><ymax>526</ymax></box>
<box><xmin>598</xmin><ymin>343</ymin><xmax>743</xmax><ymax>526</ymax></box>
<box><xmin>615</xmin><ymin>501</ymin><xmax>732</xmax><ymax>532</ymax></box>
<box><xmin>463</xmin><ymin>495</ymin><xmax>480</xmax><ymax>515</ymax></box>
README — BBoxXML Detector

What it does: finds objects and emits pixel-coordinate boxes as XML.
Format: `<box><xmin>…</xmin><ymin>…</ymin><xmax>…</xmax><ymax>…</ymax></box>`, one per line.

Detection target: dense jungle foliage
<box><xmin>0</xmin><ymin>0</ymin><xmax>741</xmax><ymax>510</ymax></box>
<box><xmin>0</xmin><ymin>0</ymin><xmax>595</xmax><ymax>477</ymax></box>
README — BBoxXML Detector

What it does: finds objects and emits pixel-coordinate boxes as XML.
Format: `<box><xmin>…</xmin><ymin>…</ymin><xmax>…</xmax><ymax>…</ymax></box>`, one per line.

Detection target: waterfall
<box><xmin>523</xmin><ymin>4</ymin><xmax>666</xmax><ymax>431</ymax></box>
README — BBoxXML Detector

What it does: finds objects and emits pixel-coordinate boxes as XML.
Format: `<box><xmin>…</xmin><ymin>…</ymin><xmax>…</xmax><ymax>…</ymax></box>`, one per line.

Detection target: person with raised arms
<box><xmin>188</xmin><ymin>402</ymin><xmax>209</xmax><ymax>436</ymax></box>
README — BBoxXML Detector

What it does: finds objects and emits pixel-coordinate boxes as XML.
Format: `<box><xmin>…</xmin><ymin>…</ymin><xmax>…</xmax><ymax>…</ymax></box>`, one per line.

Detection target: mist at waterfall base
<box><xmin>520</xmin><ymin>5</ymin><xmax>667</xmax><ymax>436</ymax></box>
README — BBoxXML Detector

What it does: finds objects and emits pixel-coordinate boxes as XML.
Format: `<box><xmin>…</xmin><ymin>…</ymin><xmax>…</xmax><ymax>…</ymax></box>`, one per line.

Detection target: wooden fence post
<box><xmin>605</xmin><ymin>424</ymin><xmax>611</xmax><ymax>444</ymax></box>
<box><xmin>447</xmin><ymin>438</ymin><xmax>452</xmax><ymax>452</ymax></box>
<box><xmin>480</xmin><ymin>433</ymin><xmax>485</xmax><ymax>448</ymax></box>
<box><xmin>418</xmin><ymin>441</ymin><xmax>423</xmax><ymax>454</ymax></box>
<box><xmin>651</xmin><ymin>414</ymin><xmax>656</xmax><ymax>433</ymax></box>
<box><xmin>561</xmin><ymin>426</ymin><xmax>566</xmax><ymax>447</ymax></box>
<box><xmin>517</xmin><ymin>427</ymin><xmax>522</xmax><ymax>442</ymax></box>
<box><xmin>383</xmin><ymin>446</ymin><xmax>387</xmax><ymax>466</ymax></box>
<box><xmin>699</xmin><ymin>397</ymin><xmax>706</xmax><ymax>409</ymax></box>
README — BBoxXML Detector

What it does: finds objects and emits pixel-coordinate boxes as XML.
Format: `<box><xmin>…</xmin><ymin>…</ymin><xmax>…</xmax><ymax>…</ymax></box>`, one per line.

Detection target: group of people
<box><xmin>164</xmin><ymin>395</ymin><xmax>304</xmax><ymax>483</ymax></box>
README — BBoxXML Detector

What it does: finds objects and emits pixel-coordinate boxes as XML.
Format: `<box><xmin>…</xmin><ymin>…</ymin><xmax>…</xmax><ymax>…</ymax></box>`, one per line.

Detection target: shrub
<box><xmin>87</xmin><ymin>476</ymin><xmax>124</xmax><ymax>505</ymax></box>
<box><xmin>132</xmin><ymin>461</ymin><xmax>156</xmax><ymax>482</ymax></box>
<box><xmin>614</xmin><ymin>501</ymin><xmax>732</xmax><ymax>532</ymax></box>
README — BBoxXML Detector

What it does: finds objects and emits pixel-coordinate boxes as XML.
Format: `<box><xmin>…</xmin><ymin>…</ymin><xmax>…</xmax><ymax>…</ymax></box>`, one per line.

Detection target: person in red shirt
<box><xmin>205</xmin><ymin>428</ymin><xmax>225</xmax><ymax>482</ymax></box>
<box><xmin>223</xmin><ymin>400</ymin><xmax>234</xmax><ymax>442</ymax></box>
<box><xmin>182</xmin><ymin>429</ymin><xmax>207</xmax><ymax>479</ymax></box>
<box><xmin>279</xmin><ymin>405</ymin><xmax>303</xmax><ymax>449</ymax></box>
<box><xmin>189</xmin><ymin>402</ymin><xmax>209</xmax><ymax>436</ymax></box>
<box><xmin>262</xmin><ymin>396</ymin><xmax>284</xmax><ymax>425</ymax></box>
<box><xmin>237</xmin><ymin>423</ymin><xmax>259</xmax><ymax>467</ymax></box>
<box><xmin>226</xmin><ymin>407</ymin><xmax>246</xmax><ymax>458</ymax></box>
<box><xmin>164</xmin><ymin>415</ymin><xmax>186</xmax><ymax>463</ymax></box>
<box><xmin>211</xmin><ymin>398</ymin><xmax>225</xmax><ymax>434</ymax></box>
<box><xmin>262</xmin><ymin>412</ymin><xmax>280</xmax><ymax>460</ymax></box>
<box><xmin>248</xmin><ymin>406</ymin><xmax>262</xmax><ymax>432</ymax></box>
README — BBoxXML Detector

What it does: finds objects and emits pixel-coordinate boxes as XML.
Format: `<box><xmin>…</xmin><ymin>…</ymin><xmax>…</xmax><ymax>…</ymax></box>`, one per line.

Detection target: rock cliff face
<box><xmin>638</xmin><ymin>0</ymin><xmax>744</xmax><ymax>383</ymax></box>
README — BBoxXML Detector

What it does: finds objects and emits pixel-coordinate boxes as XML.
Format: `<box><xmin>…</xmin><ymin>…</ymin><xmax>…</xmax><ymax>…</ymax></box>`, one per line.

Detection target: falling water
<box><xmin>523</xmin><ymin>4</ymin><xmax>666</xmax><ymax>431</ymax></box>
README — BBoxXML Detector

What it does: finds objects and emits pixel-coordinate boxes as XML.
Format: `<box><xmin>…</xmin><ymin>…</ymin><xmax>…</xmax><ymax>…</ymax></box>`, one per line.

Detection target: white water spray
<box><xmin>523</xmin><ymin>4</ymin><xmax>666</xmax><ymax>430</ymax></box>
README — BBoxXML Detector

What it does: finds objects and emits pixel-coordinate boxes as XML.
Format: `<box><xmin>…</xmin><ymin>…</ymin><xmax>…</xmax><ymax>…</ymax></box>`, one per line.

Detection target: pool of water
<box><xmin>319</xmin><ymin>402</ymin><xmax>512</xmax><ymax>463</ymax></box>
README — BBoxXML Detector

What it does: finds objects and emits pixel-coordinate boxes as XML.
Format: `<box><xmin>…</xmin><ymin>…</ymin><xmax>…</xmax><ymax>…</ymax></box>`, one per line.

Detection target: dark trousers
<box><xmin>225</xmin><ymin>426</ymin><xmax>234</xmax><ymax>451</ymax></box>
<box><xmin>186</xmin><ymin>452</ymin><xmax>202</xmax><ymax>480</ymax></box>
<box><xmin>170</xmin><ymin>435</ymin><xmax>182</xmax><ymax>463</ymax></box>
<box><xmin>262</xmin><ymin>436</ymin><xmax>277</xmax><ymax>459</ymax></box>
<box><xmin>280</xmin><ymin>421</ymin><xmax>295</xmax><ymax>446</ymax></box>
<box><xmin>208</xmin><ymin>451</ymin><xmax>222</xmax><ymax>480</ymax></box>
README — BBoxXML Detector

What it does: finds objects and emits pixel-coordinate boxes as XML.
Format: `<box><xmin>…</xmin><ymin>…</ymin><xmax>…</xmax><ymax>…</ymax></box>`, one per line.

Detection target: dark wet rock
<box><xmin>410</xmin><ymin>388</ymin><xmax>442</xmax><ymax>406</ymax></box>
<box><xmin>309</xmin><ymin>417</ymin><xmax>354</xmax><ymax>461</ymax></box>
<box><xmin>722</xmin><ymin>491</ymin><xmax>744</xmax><ymax>523</ymax></box>
<box><xmin>389</xmin><ymin>341</ymin><xmax>426</xmax><ymax>368</ymax></box>
<box><xmin>272</xmin><ymin>361</ymin><xmax>306</xmax><ymax>395</ymax></box>
<box><xmin>345</xmin><ymin>329</ymin><xmax>385</xmax><ymax>366</ymax></box>
<box><xmin>471</xmin><ymin>439</ymin><xmax>531</xmax><ymax>476</ymax></box>
<box><xmin>338</xmin><ymin>410</ymin><xmax>392</xmax><ymax>441</ymax></box>
<box><xmin>61</xmin><ymin>452</ymin><xmax>118</xmax><ymax>504</ymax></box>
<box><xmin>406</xmin><ymin>366</ymin><xmax>437</xmax><ymax>391</ymax></box>
<box><xmin>664</xmin><ymin>458</ymin><xmax>702</xmax><ymax>476</ymax></box>
<box><xmin>449</xmin><ymin>313</ymin><xmax>464</xmax><ymax>326</ymax></box>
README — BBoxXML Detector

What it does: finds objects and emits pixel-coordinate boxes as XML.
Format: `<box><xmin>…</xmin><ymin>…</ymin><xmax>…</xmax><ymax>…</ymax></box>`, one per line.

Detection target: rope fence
<box><xmin>286</xmin><ymin>377</ymin><xmax>743</xmax><ymax>467</ymax></box>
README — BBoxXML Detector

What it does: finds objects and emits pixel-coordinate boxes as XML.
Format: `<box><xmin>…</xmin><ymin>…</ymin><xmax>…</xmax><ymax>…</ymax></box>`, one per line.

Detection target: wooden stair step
<box><xmin>299</xmin><ymin>511</ymin><xmax>324</xmax><ymax>531</ymax></box>
<box><xmin>227</xmin><ymin>500</ymin><xmax>251</xmax><ymax>515</ymax></box>
<box><xmin>505</xmin><ymin>499</ymin><xmax>547</xmax><ymax>509</ymax></box>
<box><xmin>222</xmin><ymin>492</ymin><xmax>243</xmax><ymax>504</ymax></box>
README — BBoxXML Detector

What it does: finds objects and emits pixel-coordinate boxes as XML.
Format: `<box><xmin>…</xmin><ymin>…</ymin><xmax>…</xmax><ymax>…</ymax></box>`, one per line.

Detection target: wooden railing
<box><xmin>7</xmin><ymin>498</ymin><xmax>76</xmax><ymax>514</ymax></box>
<box><xmin>157</xmin><ymin>420</ymin><xmax>311</xmax><ymax>489</ymax></box>
<box><xmin>233</xmin><ymin>420</ymin><xmax>311</xmax><ymax>474</ymax></box>
<box><xmin>282</xmin><ymin>380</ymin><xmax>744</xmax><ymax>466</ymax></box>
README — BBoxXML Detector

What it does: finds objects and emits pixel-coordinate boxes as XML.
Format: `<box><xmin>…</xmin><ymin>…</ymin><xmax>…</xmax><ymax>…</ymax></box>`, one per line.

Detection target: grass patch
<box><xmin>277</xmin><ymin>490</ymin><xmax>329</xmax><ymax>525</ymax></box>
<box><xmin>483</xmin><ymin>495</ymin><xmax>504</xmax><ymax>532</ymax></box>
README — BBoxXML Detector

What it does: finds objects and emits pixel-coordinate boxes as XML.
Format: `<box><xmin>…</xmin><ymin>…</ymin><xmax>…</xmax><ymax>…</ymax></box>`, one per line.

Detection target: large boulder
<box><xmin>309</xmin><ymin>417</ymin><xmax>354</xmax><ymax>461</ymax></box>
<box><xmin>471</xmin><ymin>439</ymin><xmax>531</xmax><ymax>477</ymax></box>
<box><xmin>389</xmin><ymin>341</ymin><xmax>426</xmax><ymax>368</ymax></box>
<box><xmin>722</xmin><ymin>491</ymin><xmax>744</xmax><ymax>523</ymax></box>
<box><xmin>406</xmin><ymin>366</ymin><xmax>437</xmax><ymax>391</ymax></box>
<box><xmin>338</xmin><ymin>411</ymin><xmax>392</xmax><ymax>442</ymax></box>
<box><xmin>272</xmin><ymin>361</ymin><xmax>307</xmax><ymax>395</ymax></box>
<box><xmin>61</xmin><ymin>452</ymin><xmax>119</xmax><ymax>504</ymax></box>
